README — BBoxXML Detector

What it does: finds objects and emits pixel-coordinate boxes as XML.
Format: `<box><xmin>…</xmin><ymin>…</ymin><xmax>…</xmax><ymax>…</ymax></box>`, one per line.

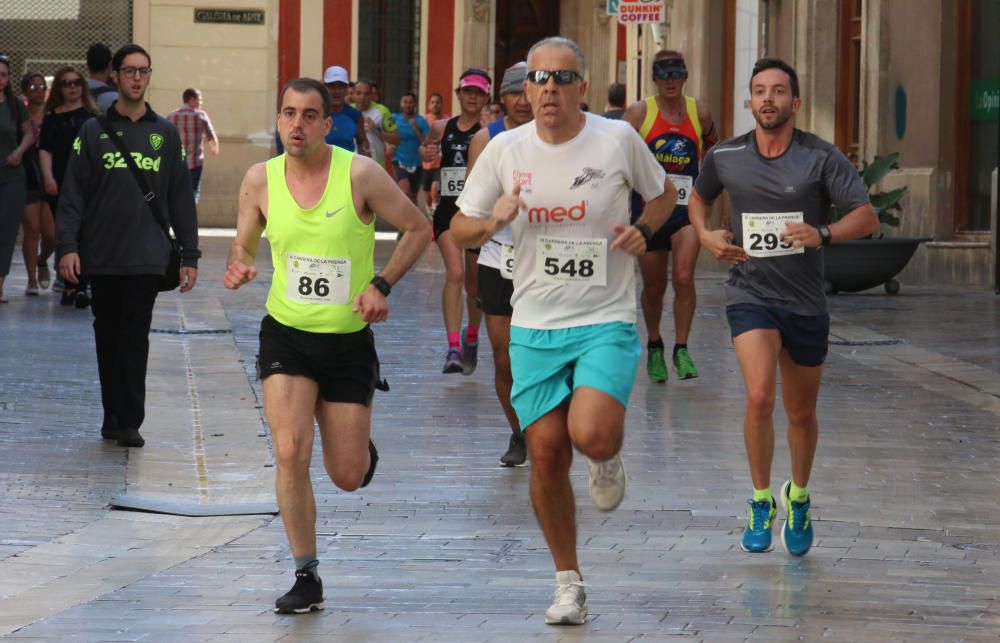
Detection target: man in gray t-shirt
<box><xmin>689</xmin><ymin>58</ymin><xmax>878</xmax><ymax>559</ymax></box>
<box><xmin>695</xmin><ymin>127</ymin><xmax>868</xmax><ymax>316</ymax></box>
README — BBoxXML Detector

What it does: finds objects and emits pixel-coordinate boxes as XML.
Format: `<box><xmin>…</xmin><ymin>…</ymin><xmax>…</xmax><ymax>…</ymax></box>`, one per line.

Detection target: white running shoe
<box><xmin>544</xmin><ymin>570</ymin><xmax>587</xmax><ymax>625</ymax></box>
<box><xmin>587</xmin><ymin>453</ymin><xmax>627</xmax><ymax>511</ymax></box>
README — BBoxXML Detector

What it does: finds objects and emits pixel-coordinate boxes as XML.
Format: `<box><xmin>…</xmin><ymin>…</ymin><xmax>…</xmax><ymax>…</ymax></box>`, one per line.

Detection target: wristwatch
<box><xmin>633</xmin><ymin>223</ymin><xmax>653</xmax><ymax>244</ymax></box>
<box><xmin>817</xmin><ymin>224</ymin><xmax>832</xmax><ymax>246</ymax></box>
<box><xmin>370</xmin><ymin>275</ymin><xmax>391</xmax><ymax>296</ymax></box>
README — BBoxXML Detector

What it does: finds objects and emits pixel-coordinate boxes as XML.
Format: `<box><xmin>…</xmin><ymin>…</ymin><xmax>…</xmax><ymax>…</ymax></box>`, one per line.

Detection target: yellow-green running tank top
<box><xmin>264</xmin><ymin>147</ymin><xmax>374</xmax><ymax>333</ymax></box>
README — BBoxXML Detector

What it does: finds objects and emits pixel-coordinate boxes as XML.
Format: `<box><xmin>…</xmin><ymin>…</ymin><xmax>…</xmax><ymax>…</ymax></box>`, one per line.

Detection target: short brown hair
<box><xmin>654</xmin><ymin>49</ymin><xmax>684</xmax><ymax>62</ymax></box>
<box><xmin>278</xmin><ymin>78</ymin><xmax>331</xmax><ymax>115</ymax></box>
<box><xmin>751</xmin><ymin>57</ymin><xmax>800</xmax><ymax>98</ymax></box>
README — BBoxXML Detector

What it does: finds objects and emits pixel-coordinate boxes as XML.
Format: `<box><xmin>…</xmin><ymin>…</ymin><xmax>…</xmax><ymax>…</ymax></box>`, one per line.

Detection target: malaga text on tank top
<box><xmin>638</xmin><ymin>95</ymin><xmax>703</xmax><ymax>209</ymax></box>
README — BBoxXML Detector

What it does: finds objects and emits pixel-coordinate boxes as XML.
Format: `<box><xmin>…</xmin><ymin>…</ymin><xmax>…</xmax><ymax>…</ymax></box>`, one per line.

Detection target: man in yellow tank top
<box><xmin>624</xmin><ymin>50</ymin><xmax>718</xmax><ymax>384</ymax></box>
<box><xmin>223</xmin><ymin>78</ymin><xmax>431</xmax><ymax>614</ymax></box>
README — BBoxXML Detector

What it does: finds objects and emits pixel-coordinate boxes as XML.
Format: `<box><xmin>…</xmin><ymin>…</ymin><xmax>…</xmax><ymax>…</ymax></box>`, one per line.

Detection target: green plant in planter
<box><xmin>830</xmin><ymin>152</ymin><xmax>907</xmax><ymax>227</ymax></box>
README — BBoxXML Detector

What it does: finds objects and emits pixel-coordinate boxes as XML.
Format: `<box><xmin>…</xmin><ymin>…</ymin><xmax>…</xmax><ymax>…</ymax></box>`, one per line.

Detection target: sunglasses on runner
<box><xmin>653</xmin><ymin>59</ymin><xmax>688</xmax><ymax>80</ymax></box>
<box><xmin>525</xmin><ymin>69</ymin><xmax>581</xmax><ymax>85</ymax></box>
<box><xmin>61</xmin><ymin>78</ymin><xmax>83</xmax><ymax>88</ymax></box>
<box><xmin>28</xmin><ymin>83</ymin><xmax>46</xmax><ymax>91</ymax></box>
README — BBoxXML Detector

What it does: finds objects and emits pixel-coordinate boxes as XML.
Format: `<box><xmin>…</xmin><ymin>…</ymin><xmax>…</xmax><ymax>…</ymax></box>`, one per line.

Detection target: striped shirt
<box><xmin>166</xmin><ymin>106</ymin><xmax>217</xmax><ymax>169</ymax></box>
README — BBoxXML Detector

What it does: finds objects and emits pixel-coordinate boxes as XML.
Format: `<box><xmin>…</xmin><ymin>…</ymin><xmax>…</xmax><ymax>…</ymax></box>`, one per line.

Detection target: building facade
<box><xmin>1</xmin><ymin>0</ymin><xmax>995</xmax><ymax>288</ymax></box>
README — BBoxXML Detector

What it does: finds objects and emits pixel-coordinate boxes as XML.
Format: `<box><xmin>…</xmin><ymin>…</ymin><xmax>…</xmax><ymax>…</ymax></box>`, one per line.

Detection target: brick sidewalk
<box><xmin>1</xmin><ymin>236</ymin><xmax>999</xmax><ymax>641</ymax></box>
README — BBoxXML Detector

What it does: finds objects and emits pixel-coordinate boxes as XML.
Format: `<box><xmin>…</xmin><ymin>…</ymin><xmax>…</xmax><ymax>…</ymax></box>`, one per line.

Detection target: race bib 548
<box><xmin>535</xmin><ymin>237</ymin><xmax>607</xmax><ymax>287</ymax></box>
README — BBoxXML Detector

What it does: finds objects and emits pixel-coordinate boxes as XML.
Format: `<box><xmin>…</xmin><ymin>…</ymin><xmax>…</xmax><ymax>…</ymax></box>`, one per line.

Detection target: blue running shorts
<box><xmin>509</xmin><ymin>322</ymin><xmax>641</xmax><ymax>430</ymax></box>
<box><xmin>726</xmin><ymin>303</ymin><xmax>830</xmax><ymax>367</ymax></box>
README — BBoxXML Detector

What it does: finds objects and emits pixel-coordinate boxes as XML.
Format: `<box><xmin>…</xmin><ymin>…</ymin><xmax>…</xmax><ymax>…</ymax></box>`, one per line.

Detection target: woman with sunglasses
<box><xmin>39</xmin><ymin>66</ymin><xmax>100</xmax><ymax>307</ymax></box>
<box><xmin>20</xmin><ymin>72</ymin><xmax>55</xmax><ymax>296</ymax></box>
<box><xmin>0</xmin><ymin>54</ymin><xmax>35</xmax><ymax>304</ymax></box>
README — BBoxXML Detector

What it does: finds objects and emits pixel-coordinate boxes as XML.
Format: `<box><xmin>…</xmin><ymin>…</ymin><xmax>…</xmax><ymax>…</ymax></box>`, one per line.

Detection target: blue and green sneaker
<box><xmin>740</xmin><ymin>497</ymin><xmax>777</xmax><ymax>552</ymax></box>
<box><xmin>780</xmin><ymin>480</ymin><xmax>814</xmax><ymax>556</ymax></box>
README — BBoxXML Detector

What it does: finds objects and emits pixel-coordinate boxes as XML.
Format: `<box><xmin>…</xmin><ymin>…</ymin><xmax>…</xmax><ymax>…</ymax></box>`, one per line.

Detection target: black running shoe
<box><xmin>275</xmin><ymin>569</ymin><xmax>324</xmax><ymax>614</ymax></box>
<box><xmin>499</xmin><ymin>433</ymin><xmax>527</xmax><ymax>467</ymax></box>
<box><xmin>101</xmin><ymin>417</ymin><xmax>118</xmax><ymax>440</ymax></box>
<box><xmin>361</xmin><ymin>439</ymin><xmax>379</xmax><ymax>488</ymax></box>
<box><xmin>74</xmin><ymin>290</ymin><xmax>91</xmax><ymax>309</ymax></box>
<box><xmin>117</xmin><ymin>427</ymin><xmax>145</xmax><ymax>448</ymax></box>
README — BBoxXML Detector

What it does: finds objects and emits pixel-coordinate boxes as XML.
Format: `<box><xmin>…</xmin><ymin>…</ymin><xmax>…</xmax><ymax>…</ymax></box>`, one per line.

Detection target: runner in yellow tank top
<box><xmin>624</xmin><ymin>50</ymin><xmax>718</xmax><ymax>384</ymax></box>
<box><xmin>263</xmin><ymin>144</ymin><xmax>375</xmax><ymax>333</ymax></box>
<box><xmin>223</xmin><ymin>78</ymin><xmax>431</xmax><ymax>615</ymax></box>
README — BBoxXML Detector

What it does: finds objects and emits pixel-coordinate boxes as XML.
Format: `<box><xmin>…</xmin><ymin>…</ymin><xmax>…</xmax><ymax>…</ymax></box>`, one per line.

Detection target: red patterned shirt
<box><xmin>166</xmin><ymin>106</ymin><xmax>217</xmax><ymax>169</ymax></box>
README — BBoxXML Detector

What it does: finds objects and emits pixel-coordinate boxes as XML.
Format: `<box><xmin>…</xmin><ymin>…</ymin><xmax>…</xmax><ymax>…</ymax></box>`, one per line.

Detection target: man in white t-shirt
<box><xmin>354</xmin><ymin>79</ymin><xmax>399</xmax><ymax>167</ymax></box>
<box><xmin>453</xmin><ymin>37</ymin><xmax>677</xmax><ymax>626</ymax></box>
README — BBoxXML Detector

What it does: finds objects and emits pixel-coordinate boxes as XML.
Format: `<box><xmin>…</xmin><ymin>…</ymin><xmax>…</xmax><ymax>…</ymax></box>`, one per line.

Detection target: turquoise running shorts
<box><xmin>509</xmin><ymin>322</ymin><xmax>641</xmax><ymax>430</ymax></box>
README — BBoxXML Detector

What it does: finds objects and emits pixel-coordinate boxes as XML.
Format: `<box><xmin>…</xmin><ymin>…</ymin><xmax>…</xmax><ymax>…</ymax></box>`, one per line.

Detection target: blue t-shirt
<box><xmin>325</xmin><ymin>105</ymin><xmax>363</xmax><ymax>152</ymax></box>
<box><xmin>390</xmin><ymin>113</ymin><xmax>429</xmax><ymax>169</ymax></box>
<box><xmin>487</xmin><ymin>118</ymin><xmax>507</xmax><ymax>139</ymax></box>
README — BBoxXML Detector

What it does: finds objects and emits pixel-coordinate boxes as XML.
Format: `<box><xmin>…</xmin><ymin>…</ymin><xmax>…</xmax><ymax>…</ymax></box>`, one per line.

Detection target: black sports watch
<box><xmin>370</xmin><ymin>275</ymin><xmax>391</xmax><ymax>297</ymax></box>
<box><xmin>633</xmin><ymin>223</ymin><xmax>653</xmax><ymax>244</ymax></box>
<box><xmin>817</xmin><ymin>224</ymin><xmax>832</xmax><ymax>246</ymax></box>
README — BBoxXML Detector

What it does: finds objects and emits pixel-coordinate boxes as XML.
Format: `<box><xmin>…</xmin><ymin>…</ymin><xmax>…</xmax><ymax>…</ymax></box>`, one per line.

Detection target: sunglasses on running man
<box><xmin>525</xmin><ymin>70</ymin><xmax>581</xmax><ymax>85</ymax></box>
<box><xmin>652</xmin><ymin>59</ymin><xmax>688</xmax><ymax>81</ymax></box>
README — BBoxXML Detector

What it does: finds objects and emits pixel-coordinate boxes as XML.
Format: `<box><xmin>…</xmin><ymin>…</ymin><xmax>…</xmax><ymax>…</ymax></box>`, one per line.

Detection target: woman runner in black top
<box><xmin>420</xmin><ymin>69</ymin><xmax>491</xmax><ymax>375</ymax></box>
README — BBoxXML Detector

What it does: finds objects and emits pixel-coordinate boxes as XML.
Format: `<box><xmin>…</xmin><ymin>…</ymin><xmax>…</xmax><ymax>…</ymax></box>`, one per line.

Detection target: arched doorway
<box><xmin>494</xmin><ymin>0</ymin><xmax>560</xmax><ymax>80</ymax></box>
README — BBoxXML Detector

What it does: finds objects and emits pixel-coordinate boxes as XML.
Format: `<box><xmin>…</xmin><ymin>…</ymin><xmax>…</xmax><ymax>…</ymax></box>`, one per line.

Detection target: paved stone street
<box><xmin>1</xmin><ymin>234</ymin><xmax>999</xmax><ymax>642</ymax></box>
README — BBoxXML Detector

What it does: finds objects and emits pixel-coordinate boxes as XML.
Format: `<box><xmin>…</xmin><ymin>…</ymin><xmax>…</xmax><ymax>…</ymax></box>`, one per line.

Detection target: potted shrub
<box><xmin>824</xmin><ymin>153</ymin><xmax>931</xmax><ymax>294</ymax></box>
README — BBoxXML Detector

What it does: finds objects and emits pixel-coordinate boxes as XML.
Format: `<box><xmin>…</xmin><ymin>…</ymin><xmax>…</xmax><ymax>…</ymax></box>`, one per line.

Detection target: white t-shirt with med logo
<box><xmin>457</xmin><ymin>113</ymin><xmax>666</xmax><ymax>330</ymax></box>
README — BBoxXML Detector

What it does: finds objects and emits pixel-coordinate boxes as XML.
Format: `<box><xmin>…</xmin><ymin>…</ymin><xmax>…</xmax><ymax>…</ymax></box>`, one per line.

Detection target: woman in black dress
<box><xmin>20</xmin><ymin>71</ymin><xmax>55</xmax><ymax>296</ymax></box>
<box><xmin>40</xmin><ymin>65</ymin><xmax>100</xmax><ymax>307</ymax></box>
<box><xmin>0</xmin><ymin>54</ymin><xmax>34</xmax><ymax>303</ymax></box>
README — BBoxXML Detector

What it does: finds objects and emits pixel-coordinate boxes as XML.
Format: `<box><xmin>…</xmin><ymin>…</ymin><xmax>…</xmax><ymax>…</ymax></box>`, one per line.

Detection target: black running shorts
<box><xmin>477</xmin><ymin>264</ymin><xmax>513</xmax><ymax>316</ymax></box>
<box><xmin>630</xmin><ymin>191</ymin><xmax>692</xmax><ymax>252</ymax></box>
<box><xmin>421</xmin><ymin>167</ymin><xmax>440</xmax><ymax>192</ymax></box>
<box><xmin>725</xmin><ymin>303</ymin><xmax>830</xmax><ymax>367</ymax></box>
<box><xmin>257</xmin><ymin>315</ymin><xmax>387</xmax><ymax>406</ymax></box>
<box><xmin>393</xmin><ymin>163</ymin><xmax>423</xmax><ymax>191</ymax></box>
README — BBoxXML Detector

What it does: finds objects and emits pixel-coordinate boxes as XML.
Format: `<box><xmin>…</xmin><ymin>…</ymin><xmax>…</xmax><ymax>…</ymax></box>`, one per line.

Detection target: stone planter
<box><xmin>823</xmin><ymin>237</ymin><xmax>932</xmax><ymax>294</ymax></box>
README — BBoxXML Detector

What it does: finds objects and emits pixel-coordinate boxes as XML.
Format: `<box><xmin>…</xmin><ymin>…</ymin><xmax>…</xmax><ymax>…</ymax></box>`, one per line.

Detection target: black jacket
<box><xmin>56</xmin><ymin>102</ymin><xmax>200</xmax><ymax>275</ymax></box>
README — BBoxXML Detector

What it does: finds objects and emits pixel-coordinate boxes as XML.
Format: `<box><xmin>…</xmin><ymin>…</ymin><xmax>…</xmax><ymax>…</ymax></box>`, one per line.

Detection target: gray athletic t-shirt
<box><xmin>695</xmin><ymin>129</ymin><xmax>869</xmax><ymax>315</ymax></box>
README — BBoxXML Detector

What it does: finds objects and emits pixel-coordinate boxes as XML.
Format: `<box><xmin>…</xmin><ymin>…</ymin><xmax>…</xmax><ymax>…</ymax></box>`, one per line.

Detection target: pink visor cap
<box><xmin>457</xmin><ymin>73</ymin><xmax>490</xmax><ymax>93</ymax></box>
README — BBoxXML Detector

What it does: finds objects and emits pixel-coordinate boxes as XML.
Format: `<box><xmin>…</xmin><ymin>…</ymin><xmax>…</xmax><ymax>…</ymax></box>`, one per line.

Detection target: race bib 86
<box><xmin>286</xmin><ymin>253</ymin><xmax>351</xmax><ymax>304</ymax></box>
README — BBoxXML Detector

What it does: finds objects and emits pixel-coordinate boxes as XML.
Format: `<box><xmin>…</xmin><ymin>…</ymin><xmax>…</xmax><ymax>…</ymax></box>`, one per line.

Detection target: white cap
<box><xmin>323</xmin><ymin>65</ymin><xmax>349</xmax><ymax>85</ymax></box>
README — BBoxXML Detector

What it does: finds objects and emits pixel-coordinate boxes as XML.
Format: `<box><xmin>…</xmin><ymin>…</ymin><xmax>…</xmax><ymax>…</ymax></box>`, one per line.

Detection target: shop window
<box><xmin>494</xmin><ymin>0</ymin><xmax>559</xmax><ymax>80</ymax></box>
<box><xmin>0</xmin><ymin>0</ymin><xmax>133</xmax><ymax>79</ymax></box>
<box><xmin>358</xmin><ymin>0</ymin><xmax>420</xmax><ymax>110</ymax></box>
<box><xmin>835</xmin><ymin>0</ymin><xmax>862</xmax><ymax>163</ymax></box>
<box><xmin>964</xmin><ymin>0</ymin><xmax>999</xmax><ymax>232</ymax></box>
